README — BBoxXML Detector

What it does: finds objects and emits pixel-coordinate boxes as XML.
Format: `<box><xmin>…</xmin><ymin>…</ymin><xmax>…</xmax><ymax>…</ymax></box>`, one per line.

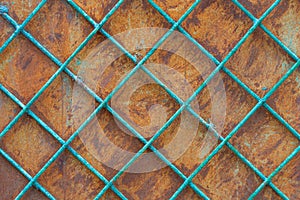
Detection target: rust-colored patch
<box><xmin>1</xmin><ymin>115</ymin><xmax>60</xmax><ymax>176</ymax></box>
<box><xmin>193</xmin><ymin>146</ymin><xmax>264</xmax><ymax>199</ymax></box>
<box><xmin>263</xmin><ymin>0</ymin><xmax>300</xmax><ymax>57</ymax></box>
<box><xmin>103</xmin><ymin>0</ymin><xmax>171</xmax><ymax>37</ymax></box>
<box><xmin>23</xmin><ymin>188</ymin><xmax>49</xmax><ymax>200</ymax></box>
<box><xmin>0</xmin><ymin>0</ymin><xmax>299</xmax><ymax>199</ymax></box>
<box><xmin>152</xmin><ymin>0</ymin><xmax>195</xmax><ymax>21</ymax></box>
<box><xmin>272</xmin><ymin>153</ymin><xmax>300</xmax><ymax>199</ymax></box>
<box><xmin>73</xmin><ymin>0</ymin><xmax>119</xmax><ymax>23</ymax></box>
<box><xmin>0</xmin><ymin>17</ymin><xmax>14</xmax><ymax>47</ymax></box>
<box><xmin>0</xmin><ymin>155</ymin><xmax>27</xmax><ymax>199</ymax></box>
<box><xmin>25</xmin><ymin>0</ymin><xmax>95</xmax><ymax>62</ymax></box>
<box><xmin>226</xmin><ymin>27</ymin><xmax>295</xmax><ymax>97</ymax></box>
<box><xmin>0</xmin><ymin>35</ymin><xmax>58</xmax><ymax>103</ymax></box>
<box><xmin>230</xmin><ymin>108</ymin><xmax>299</xmax><ymax>176</ymax></box>
<box><xmin>181</xmin><ymin>0</ymin><xmax>252</xmax><ymax>60</ymax></box>
<box><xmin>238</xmin><ymin>0</ymin><xmax>275</xmax><ymax>18</ymax></box>
<box><xmin>0</xmin><ymin>0</ymin><xmax>41</xmax><ymax>24</ymax></box>
<box><xmin>267</xmin><ymin>60</ymin><xmax>300</xmax><ymax>134</ymax></box>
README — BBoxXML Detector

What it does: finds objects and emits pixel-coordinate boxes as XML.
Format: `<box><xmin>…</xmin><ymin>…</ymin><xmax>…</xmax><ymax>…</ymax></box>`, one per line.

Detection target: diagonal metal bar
<box><xmin>231</xmin><ymin>0</ymin><xmax>299</xmax><ymax>61</ymax></box>
<box><xmin>69</xmin><ymin>1</ymin><xmax>299</xmax><ymax>199</ymax></box>
<box><xmin>0</xmin><ymin>3</ymin><xmax>208</xmax><ymax>198</ymax></box>
<box><xmin>223</xmin><ymin>66</ymin><xmax>300</xmax><ymax>140</ymax></box>
<box><xmin>0</xmin><ymin>0</ymin><xmax>123</xmax><ymax>140</ymax></box>
<box><xmin>0</xmin><ymin>2</ymin><xmax>127</xmax><ymax>199</ymax></box>
<box><xmin>0</xmin><ymin>84</ymin><xmax>127</xmax><ymax>199</ymax></box>
<box><xmin>0</xmin><ymin>5</ymin><xmax>9</xmax><ymax>14</ymax></box>
<box><xmin>0</xmin><ymin>149</ymin><xmax>56</xmax><ymax>200</ymax></box>
<box><xmin>66</xmin><ymin>0</ymin><xmax>211</xmax><ymax>196</ymax></box>
<box><xmin>148</xmin><ymin>0</ymin><xmax>300</xmax><ymax>141</ymax></box>
<box><xmin>164</xmin><ymin>0</ymin><xmax>300</xmax><ymax>198</ymax></box>
<box><xmin>68</xmin><ymin>1</ymin><xmax>290</xmax><ymax>199</ymax></box>
<box><xmin>186</xmin><ymin>108</ymin><xmax>290</xmax><ymax>200</ymax></box>
<box><xmin>0</xmin><ymin>0</ymin><xmax>47</xmax><ymax>53</ymax></box>
<box><xmin>92</xmin><ymin>1</ymin><xmax>211</xmax><ymax>199</ymax></box>
<box><xmin>4</xmin><ymin>5</ymin><xmax>285</xmax><ymax>198</ymax></box>
<box><xmin>96</xmin><ymin>0</ymin><xmax>290</xmax><ymax>198</ymax></box>
<box><xmin>0</xmin><ymin>0</ymin><xmax>298</xmax><ymax>199</ymax></box>
<box><xmin>249</xmin><ymin>145</ymin><xmax>300</xmax><ymax>199</ymax></box>
<box><xmin>170</xmin><ymin>55</ymin><xmax>300</xmax><ymax>199</ymax></box>
<box><xmin>0</xmin><ymin>1</ymin><xmax>125</xmax><ymax>199</ymax></box>
<box><xmin>0</xmin><ymin>0</ymin><xmax>123</xmax><ymax>141</ymax></box>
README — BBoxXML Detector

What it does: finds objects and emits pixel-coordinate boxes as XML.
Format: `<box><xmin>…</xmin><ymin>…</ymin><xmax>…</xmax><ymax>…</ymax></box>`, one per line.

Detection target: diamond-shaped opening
<box><xmin>69</xmin><ymin>134</ymin><xmax>119</xmax><ymax>180</ymax></box>
<box><xmin>145</xmin><ymin>30</ymin><xmax>217</xmax><ymax>92</ymax></box>
<box><xmin>108</xmin><ymin>68</ymin><xmax>181</xmax><ymax>138</ymax></box>
<box><xmin>68</xmin><ymin>37</ymin><xmax>135</xmax><ymax>100</ymax></box>
<box><xmin>71</xmin><ymin>66</ymin><xmax>198</xmax><ymax>173</ymax></box>
<box><xmin>267</xmin><ymin>66</ymin><xmax>300</xmax><ymax>134</ymax></box>
<box><xmin>25</xmin><ymin>0</ymin><xmax>95</xmax><ymax>62</ymax></box>
<box><xmin>30</xmin><ymin>30</ymin><xmax>108</xmax><ymax>131</ymax></box>
<box><xmin>31</xmin><ymin>72</ymin><xmax>75</xmax><ymax>141</ymax></box>
<box><xmin>0</xmin><ymin>154</ymin><xmax>28</xmax><ymax>199</ymax></box>
<box><xmin>151</xmin><ymin>0</ymin><xmax>195</xmax><ymax>21</ymax></box>
<box><xmin>72</xmin><ymin>0</ymin><xmax>119</xmax><ymax>23</ymax></box>
<box><xmin>237</xmin><ymin>0</ymin><xmax>275</xmax><ymax>18</ymax></box>
<box><xmin>0</xmin><ymin>90</ymin><xmax>21</xmax><ymax>132</ymax></box>
<box><xmin>112</xmin><ymin>81</ymin><xmax>182</xmax><ymax>172</ymax></box>
<box><xmin>263</xmin><ymin>0</ymin><xmax>300</xmax><ymax>57</ymax></box>
<box><xmin>181</xmin><ymin>0</ymin><xmax>253</xmax><ymax>61</ymax></box>
<box><xmin>193</xmin><ymin>146</ymin><xmax>264</xmax><ymax>199</ymax></box>
<box><xmin>145</xmin><ymin>37</ymin><xmax>226</xmax><ymax>139</ymax></box>
<box><xmin>70</xmin><ymin>75</ymin><xmax>162</xmax><ymax>167</ymax></box>
<box><xmin>69</xmin><ymin>135</ymin><xmax>120</xmax><ymax>181</ymax></box>
<box><xmin>100</xmin><ymin>69</ymin><xmax>218</xmax><ymax>175</ymax></box>
<box><xmin>272</xmin><ymin>152</ymin><xmax>300</xmax><ymax>199</ymax></box>
<box><xmin>229</xmin><ymin>107</ymin><xmax>299</xmax><ymax>176</ymax></box>
<box><xmin>39</xmin><ymin>150</ymin><xmax>121</xmax><ymax>199</ymax></box>
<box><xmin>23</xmin><ymin>187</ymin><xmax>49</xmax><ymax>200</ymax></box>
<box><xmin>70</xmin><ymin>106</ymin><xmax>155</xmax><ymax>172</ymax></box>
<box><xmin>0</xmin><ymin>34</ymin><xmax>58</xmax><ymax>103</ymax></box>
<box><xmin>102</xmin><ymin>0</ymin><xmax>171</xmax><ymax>39</ymax></box>
<box><xmin>0</xmin><ymin>0</ymin><xmax>42</xmax><ymax>24</ymax></box>
<box><xmin>170</xmin><ymin>120</ymin><xmax>219</xmax><ymax>177</ymax></box>
<box><xmin>191</xmin><ymin>71</ymin><xmax>257</xmax><ymax>138</ymax></box>
<box><xmin>64</xmin><ymin>151</ymin><xmax>121</xmax><ymax>199</ymax></box>
<box><xmin>121</xmin><ymin>82</ymin><xmax>179</xmax><ymax>138</ymax></box>
<box><xmin>0</xmin><ymin>114</ymin><xmax>61</xmax><ymax>176</ymax></box>
<box><xmin>114</xmin><ymin>166</ymin><xmax>184</xmax><ymax>199</ymax></box>
<box><xmin>32</xmin><ymin>73</ymin><xmax>123</xmax><ymax>181</ymax></box>
<box><xmin>226</xmin><ymin>27</ymin><xmax>296</xmax><ymax>97</ymax></box>
<box><xmin>0</xmin><ymin>17</ymin><xmax>15</xmax><ymax>47</ymax></box>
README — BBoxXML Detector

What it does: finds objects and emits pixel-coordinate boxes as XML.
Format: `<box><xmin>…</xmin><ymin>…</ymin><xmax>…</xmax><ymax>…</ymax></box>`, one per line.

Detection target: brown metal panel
<box><xmin>0</xmin><ymin>0</ymin><xmax>299</xmax><ymax>199</ymax></box>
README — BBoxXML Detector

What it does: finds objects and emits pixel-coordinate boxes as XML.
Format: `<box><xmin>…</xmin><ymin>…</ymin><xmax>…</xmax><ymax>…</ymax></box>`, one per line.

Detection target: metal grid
<box><xmin>0</xmin><ymin>0</ymin><xmax>299</xmax><ymax>199</ymax></box>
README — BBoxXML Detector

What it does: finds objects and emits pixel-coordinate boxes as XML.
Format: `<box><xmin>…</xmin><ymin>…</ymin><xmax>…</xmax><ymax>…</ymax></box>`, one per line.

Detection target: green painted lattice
<box><xmin>0</xmin><ymin>0</ymin><xmax>299</xmax><ymax>199</ymax></box>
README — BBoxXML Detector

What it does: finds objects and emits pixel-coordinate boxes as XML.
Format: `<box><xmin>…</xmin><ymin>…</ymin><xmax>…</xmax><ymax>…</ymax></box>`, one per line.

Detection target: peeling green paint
<box><xmin>295</xmin><ymin>76</ymin><xmax>300</xmax><ymax>88</ymax></box>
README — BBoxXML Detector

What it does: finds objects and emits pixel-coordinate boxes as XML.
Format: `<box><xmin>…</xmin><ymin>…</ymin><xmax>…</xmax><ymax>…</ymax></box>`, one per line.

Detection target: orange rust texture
<box><xmin>0</xmin><ymin>0</ymin><xmax>300</xmax><ymax>199</ymax></box>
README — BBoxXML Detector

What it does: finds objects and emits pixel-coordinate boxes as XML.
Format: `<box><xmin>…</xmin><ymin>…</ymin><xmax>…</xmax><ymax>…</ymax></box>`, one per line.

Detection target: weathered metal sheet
<box><xmin>0</xmin><ymin>0</ymin><xmax>299</xmax><ymax>199</ymax></box>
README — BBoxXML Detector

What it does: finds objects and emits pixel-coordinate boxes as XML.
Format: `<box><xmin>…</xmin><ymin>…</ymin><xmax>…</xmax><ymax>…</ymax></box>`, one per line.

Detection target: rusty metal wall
<box><xmin>0</xmin><ymin>0</ymin><xmax>299</xmax><ymax>199</ymax></box>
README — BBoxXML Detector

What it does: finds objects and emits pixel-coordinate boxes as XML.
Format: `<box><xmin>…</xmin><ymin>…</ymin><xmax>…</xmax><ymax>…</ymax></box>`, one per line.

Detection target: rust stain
<box><xmin>0</xmin><ymin>0</ymin><xmax>299</xmax><ymax>199</ymax></box>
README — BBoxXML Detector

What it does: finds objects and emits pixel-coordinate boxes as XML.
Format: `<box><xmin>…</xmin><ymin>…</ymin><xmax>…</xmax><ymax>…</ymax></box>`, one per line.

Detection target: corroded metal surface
<box><xmin>0</xmin><ymin>0</ymin><xmax>299</xmax><ymax>199</ymax></box>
